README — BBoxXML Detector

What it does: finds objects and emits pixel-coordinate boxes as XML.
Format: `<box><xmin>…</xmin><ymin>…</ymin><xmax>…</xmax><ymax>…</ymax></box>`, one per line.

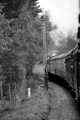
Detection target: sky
<box><xmin>38</xmin><ymin>0</ymin><xmax>79</xmax><ymax>36</ymax></box>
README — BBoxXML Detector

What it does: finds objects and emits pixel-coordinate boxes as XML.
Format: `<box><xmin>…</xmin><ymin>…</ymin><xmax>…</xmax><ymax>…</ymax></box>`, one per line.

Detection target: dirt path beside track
<box><xmin>48</xmin><ymin>82</ymin><xmax>80</xmax><ymax>120</ymax></box>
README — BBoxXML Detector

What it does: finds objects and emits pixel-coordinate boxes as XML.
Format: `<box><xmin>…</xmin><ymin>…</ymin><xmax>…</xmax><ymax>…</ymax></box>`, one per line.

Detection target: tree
<box><xmin>0</xmin><ymin>4</ymin><xmax>20</xmax><ymax>102</ymax></box>
<box><xmin>7</xmin><ymin>3</ymin><xmax>43</xmax><ymax>97</ymax></box>
<box><xmin>66</xmin><ymin>33</ymin><xmax>77</xmax><ymax>51</ymax></box>
<box><xmin>28</xmin><ymin>0</ymin><xmax>42</xmax><ymax>17</ymax></box>
<box><xmin>0</xmin><ymin>0</ymin><xmax>41</xmax><ymax>19</ymax></box>
<box><xmin>0</xmin><ymin>1</ymin><xmax>46</xmax><ymax>99</ymax></box>
<box><xmin>57</xmin><ymin>32</ymin><xmax>77</xmax><ymax>55</ymax></box>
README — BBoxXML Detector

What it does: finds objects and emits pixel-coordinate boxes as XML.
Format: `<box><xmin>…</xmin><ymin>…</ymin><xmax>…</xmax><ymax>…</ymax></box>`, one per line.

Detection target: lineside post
<box><xmin>40</xmin><ymin>8</ymin><xmax>48</xmax><ymax>90</ymax></box>
<box><xmin>42</xmin><ymin>9</ymin><xmax>48</xmax><ymax>90</ymax></box>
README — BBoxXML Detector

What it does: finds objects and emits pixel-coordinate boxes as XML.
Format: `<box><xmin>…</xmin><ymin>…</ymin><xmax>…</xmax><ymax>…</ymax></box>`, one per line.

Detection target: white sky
<box><xmin>38</xmin><ymin>0</ymin><xmax>79</xmax><ymax>35</ymax></box>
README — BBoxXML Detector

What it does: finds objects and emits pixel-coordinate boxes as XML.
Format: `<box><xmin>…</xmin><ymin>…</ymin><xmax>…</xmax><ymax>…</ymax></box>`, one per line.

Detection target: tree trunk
<box><xmin>9</xmin><ymin>84</ymin><xmax>11</xmax><ymax>102</ymax></box>
<box><xmin>0</xmin><ymin>81</ymin><xmax>3</xmax><ymax>108</ymax></box>
<box><xmin>18</xmin><ymin>64</ymin><xmax>26</xmax><ymax>100</ymax></box>
<box><xmin>1</xmin><ymin>81</ymin><xmax>3</xmax><ymax>101</ymax></box>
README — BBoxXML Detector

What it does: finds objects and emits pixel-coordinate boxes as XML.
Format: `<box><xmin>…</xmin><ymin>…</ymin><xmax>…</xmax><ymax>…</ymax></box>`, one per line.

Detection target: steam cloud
<box><xmin>38</xmin><ymin>0</ymin><xmax>79</xmax><ymax>46</ymax></box>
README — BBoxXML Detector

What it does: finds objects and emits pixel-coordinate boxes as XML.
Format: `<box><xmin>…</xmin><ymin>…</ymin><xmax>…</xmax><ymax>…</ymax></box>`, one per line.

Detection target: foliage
<box><xmin>0</xmin><ymin>6</ymin><xmax>16</xmax><ymax>84</ymax></box>
<box><xmin>57</xmin><ymin>32</ymin><xmax>77</xmax><ymax>55</ymax></box>
<box><xmin>0</xmin><ymin>87</ymin><xmax>49</xmax><ymax>120</ymax></box>
<box><xmin>0</xmin><ymin>0</ymin><xmax>56</xmax><ymax>102</ymax></box>
<box><xmin>0</xmin><ymin>0</ymin><xmax>42</xmax><ymax>19</ymax></box>
<box><xmin>0</xmin><ymin>1</ymin><xmax>44</xmax><ymax>102</ymax></box>
<box><xmin>12</xmin><ymin>6</ymin><xmax>43</xmax><ymax>78</ymax></box>
<box><xmin>1</xmin><ymin>51</ymin><xmax>18</xmax><ymax>85</ymax></box>
<box><xmin>28</xmin><ymin>0</ymin><xmax>42</xmax><ymax>17</ymax></box>
<box><xmin>0</xmin><ymin>6</ymin><xmax>19</xmax><ymax>101</ymax></box>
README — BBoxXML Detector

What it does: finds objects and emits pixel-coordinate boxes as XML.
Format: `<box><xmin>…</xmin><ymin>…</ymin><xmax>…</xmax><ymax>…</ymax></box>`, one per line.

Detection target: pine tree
<box><xmin>0</xmin><ymin>0</ymin><xmax>42</xmax><ymax>99</ymax></box>
<box><xmin>28</xmin><ymin>0</ymin><xmax>42</xmax><ymax>17</ymax></box>
<box><xmin>0</xmin><ymin>0</ymin><xmax>41</xmax><ymax>19</ymax></box>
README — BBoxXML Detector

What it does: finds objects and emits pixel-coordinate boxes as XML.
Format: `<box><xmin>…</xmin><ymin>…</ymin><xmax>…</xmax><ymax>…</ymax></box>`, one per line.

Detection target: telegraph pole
<box><xmin>40</xmin><ymin>8</ymin><xmax>48</xmax><ymax>90</ymax></box>
<box><xmin>42</xmin><ymin>8</ymin><xmax>47</xmax><ymax>65</ymax></box>
<box><xmin>42</xmin><ymin>9</ymin><xmax>48</xmax><ymax>90</ymax></box>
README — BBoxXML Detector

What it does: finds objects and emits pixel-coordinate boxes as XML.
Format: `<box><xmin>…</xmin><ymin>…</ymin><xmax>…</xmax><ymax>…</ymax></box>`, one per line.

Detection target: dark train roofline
<box><xmin>48</xmin><ymin>45</ymin><xmax>78</xmax><ymax>61</ymax></box>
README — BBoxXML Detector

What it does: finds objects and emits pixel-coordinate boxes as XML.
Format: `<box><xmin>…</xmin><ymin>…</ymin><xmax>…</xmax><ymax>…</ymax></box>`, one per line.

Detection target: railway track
<box><xmin>48</xmin><ymin>81</ymin><xmax>80</xmax><ymax>120</ymax></box>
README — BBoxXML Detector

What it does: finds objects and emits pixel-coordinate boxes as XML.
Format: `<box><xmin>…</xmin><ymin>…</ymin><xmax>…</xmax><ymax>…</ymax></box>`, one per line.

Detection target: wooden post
<box><xmin>0</xmin><ymin>81</ymin><xmax>4</xmax><ymax>108</ymax></box>
<box><xmin>28</xmin><ymin>87</ymin><xmax>31</xmax><ymax>98</ymax></box>
<box><xmin>9</xmin><ymin>84</ymin><xmax>11</xmax><ymax>102</ymax></box>
<box><xmin>42</xmin><ymin>9</ymin><xmax>48</xmax><ymax>90</ymax></box>
<box><xmin>42</xmin><ymin>10</ymin><xmax>47</xmax><ymax>65</ymax></box>
<box><xmin>14</xmin><ymin>84</ymin><xmax>16</xmax><ymax>105</ymax></box>
<box><xmin>1</xmin><ymin>81</ymin><xmax>3</xmax><ymax>101</ymax></box>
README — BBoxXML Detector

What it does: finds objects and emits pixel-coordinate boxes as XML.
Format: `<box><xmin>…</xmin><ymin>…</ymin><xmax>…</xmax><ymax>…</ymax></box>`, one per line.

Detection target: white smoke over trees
<box><xmin>38</xmin><ymin>0</ymin><xmax>78</xmax><ymax>47</ymax></box>
<box><xmin>56</xmin><ymin>32</ymin><xmax>77</xmax><ymax>55</ymax></box>
<box><xmin>38</xmin><ymin>0</ymin><xmax>78</xmax><ymax>55</ymax></box>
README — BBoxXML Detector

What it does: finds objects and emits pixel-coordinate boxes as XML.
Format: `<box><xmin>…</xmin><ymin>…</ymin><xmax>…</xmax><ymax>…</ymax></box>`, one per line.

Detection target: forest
<box><xmin>0</xmin><ymin>0</ymin><xmax>54</xmax><ymax>103</ymax></box>
<box><xmin>0</xmin><ymin>0</ymin><xmax>77</xmax><ymax>106</ymax></box>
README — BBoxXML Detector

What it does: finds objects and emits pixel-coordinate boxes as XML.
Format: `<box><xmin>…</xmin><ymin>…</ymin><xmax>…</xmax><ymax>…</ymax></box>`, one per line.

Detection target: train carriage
<box><xmin>46</xmin><ymin>45</ymin><xmax>80</xmax><ymax>105</ymax></box>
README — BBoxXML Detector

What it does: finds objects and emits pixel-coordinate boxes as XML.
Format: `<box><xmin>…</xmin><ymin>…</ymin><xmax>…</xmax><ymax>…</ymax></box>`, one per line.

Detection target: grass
<box><xmin>0</xmin><ymin>85</ymin><xmax>50</xmax><ymax>120</ymax></box>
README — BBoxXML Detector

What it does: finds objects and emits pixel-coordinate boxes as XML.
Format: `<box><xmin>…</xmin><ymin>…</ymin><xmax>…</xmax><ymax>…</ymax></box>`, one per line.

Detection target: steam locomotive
<box><xmin>46</xmin><ymin>45</ymin><xmax>80</xmax><ymax>104</ymax></box>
